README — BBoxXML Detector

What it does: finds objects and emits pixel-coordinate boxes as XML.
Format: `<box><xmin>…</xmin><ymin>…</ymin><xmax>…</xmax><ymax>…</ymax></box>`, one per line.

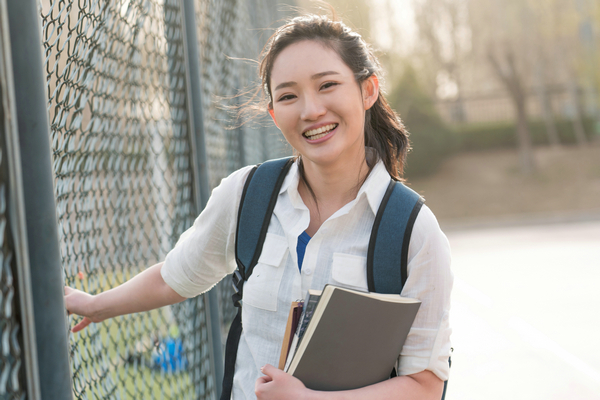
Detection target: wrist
<box><xmin>89</xmin><ymin>292</ymin><xmax>108</xmax><ymax>322</ymax></box>
<box><xmin>303</xmin><ymin>388</ymin><xmax>331</xmax><ymax>400</ymax></box>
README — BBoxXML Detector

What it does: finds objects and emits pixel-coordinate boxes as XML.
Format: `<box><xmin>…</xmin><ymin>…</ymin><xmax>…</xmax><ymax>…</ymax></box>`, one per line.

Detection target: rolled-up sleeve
<box><xmin>397</xmin><ymin>205</ymin><xmax>453</xmax><ymax>381</ymax></box>
<box><xmin>161</xmin><ymin>166</ymin><xmax>253</xmax><ymax>298</ymax></box>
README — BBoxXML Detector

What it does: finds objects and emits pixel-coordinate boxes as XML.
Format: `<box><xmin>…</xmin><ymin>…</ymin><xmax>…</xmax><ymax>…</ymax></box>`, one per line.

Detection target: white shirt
<box><xmin>162</xmin><ymin>159</ymin><xmax>453</xmax><ymax>399</ymax></box>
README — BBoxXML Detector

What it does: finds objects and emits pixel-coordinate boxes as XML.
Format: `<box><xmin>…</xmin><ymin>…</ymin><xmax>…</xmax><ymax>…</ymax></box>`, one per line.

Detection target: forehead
<box><xmin>270</xmin><ymin>40</ymin><xmax>351</xmax><ymax>86</ymax></box>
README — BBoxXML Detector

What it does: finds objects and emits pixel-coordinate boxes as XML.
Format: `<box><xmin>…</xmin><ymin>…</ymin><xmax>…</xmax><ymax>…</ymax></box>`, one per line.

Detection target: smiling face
<box><xmin>268</xmin><ymin>40</ymin><xmax>379</xmax><ymax>171</ymax></box>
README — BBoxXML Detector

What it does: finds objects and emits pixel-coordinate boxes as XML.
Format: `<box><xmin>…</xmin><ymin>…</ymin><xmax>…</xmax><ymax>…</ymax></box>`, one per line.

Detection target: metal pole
<box><xmin>5</xmin><ymin>0</ymin><xmax>74</xmax><ymax>399</ymax></box>
<box><xmin>179</xmin><ymin>0</ymin><xmax>225</xmax><ymax>398</ymax></box>
<box><xmin>0</xmin><ymin>2</ymin><xmax>42</xmax><ymax>398</ymax></box>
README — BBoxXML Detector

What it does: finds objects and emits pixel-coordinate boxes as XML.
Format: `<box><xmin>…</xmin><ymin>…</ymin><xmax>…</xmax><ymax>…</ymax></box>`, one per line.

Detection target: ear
<box><xmin>268</xmin><ymin>106</ymin><xmax>279</xmax><ymax>128</ymax></box>
<box><xmin>362</xmin><ymin>74</ymin><xmax>380</xmax><ymax>110</ymax></box>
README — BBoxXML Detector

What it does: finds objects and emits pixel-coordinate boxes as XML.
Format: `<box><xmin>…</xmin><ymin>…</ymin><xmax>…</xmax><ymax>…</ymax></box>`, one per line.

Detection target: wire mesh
<box><xmin>40</xmin><ymin>0</ymin><xmax>211</xmax><ymax>398</ymax></box>
<box><xmin>194</xmin><ymin>0</ymin><xmax>293</xmax><ymax>335</ymax></box>
<box><xmin>0</xmin><ymin>69</ymin><xmax>27</xmax><ymax>400</ymax></box>
<box><xmin>38</xmin><ymin>0</ymin><xmax>293</xmax><ymax>398</ymax></box>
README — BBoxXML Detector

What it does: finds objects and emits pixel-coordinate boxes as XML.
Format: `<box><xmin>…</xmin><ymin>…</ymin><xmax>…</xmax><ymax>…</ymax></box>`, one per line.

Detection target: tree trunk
<box><xmin>566</xmin><ymin>72</ymin><xmax>588</xmax><ymax>146</ymax></box>
<box><xmin>488</xmin><ymin>50</ymin><xmax>536</xmax><ymax>174</ymax></box>
<box><xmin>535</xmin><ymin>61</ymin><xmax>560</xmax><ymax>147</ymax></box>
<box><xmin>452</xmin><ymin>69</ymin><xmax>467</xmax><ymax>123</ymax></box>
<box><xmin>515</xmin><ymin>95</ymin><xmax>535</xmax><ymax>174</ymax></box>
<box><xmin>540</xmin><ymin>90</ymin><xmax>561</xmax><ymax>148</ymax></box>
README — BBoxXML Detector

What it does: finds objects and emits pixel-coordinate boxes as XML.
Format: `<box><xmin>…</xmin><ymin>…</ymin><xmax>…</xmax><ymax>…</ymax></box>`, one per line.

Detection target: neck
<box><xmin>299</xmin><ymin>147</ymin><xmax>370</xmax><ymax>212</ymax></box>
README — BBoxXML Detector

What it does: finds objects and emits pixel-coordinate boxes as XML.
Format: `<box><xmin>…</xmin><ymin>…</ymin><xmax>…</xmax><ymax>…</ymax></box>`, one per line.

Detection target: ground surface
<box><xmin>406</xmin><ymin>144</ymin><xmax>600</xmax><ymax>399</ymax></box>
<box><xmin>407</xmin><ymin>144</ymin><xmax>600</xmax><ymax>229</ymax></box>
<box><xmin>445</xmin><ymin>221</ymin><xmax>600</xmax><ymax>400</ymax></box>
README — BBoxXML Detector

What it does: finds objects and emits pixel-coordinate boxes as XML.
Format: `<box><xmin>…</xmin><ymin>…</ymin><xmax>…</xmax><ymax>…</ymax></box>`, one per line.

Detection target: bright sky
<box><xmin>369</xmin><ymin>0</ymin><xmax>418</xmax><ymax>56</ymax></box>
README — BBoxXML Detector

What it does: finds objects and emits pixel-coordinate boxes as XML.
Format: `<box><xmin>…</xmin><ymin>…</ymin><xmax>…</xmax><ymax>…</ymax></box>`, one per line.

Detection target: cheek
<box><xmin>272</xmin><ymin>108</ymin><xmax>296</xmax><ymax>131</ymax></box>
<box><xmin>337</xmin><ymin>88</ymin><xmax>366</xmax><ymax>116</ymax></box>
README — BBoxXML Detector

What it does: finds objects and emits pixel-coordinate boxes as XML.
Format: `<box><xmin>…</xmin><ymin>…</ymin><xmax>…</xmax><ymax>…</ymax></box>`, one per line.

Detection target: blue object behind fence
<box><xmin>153</xmin><ymin>337</ymin><xmax>188</xmax><ymax>373</ymax></box>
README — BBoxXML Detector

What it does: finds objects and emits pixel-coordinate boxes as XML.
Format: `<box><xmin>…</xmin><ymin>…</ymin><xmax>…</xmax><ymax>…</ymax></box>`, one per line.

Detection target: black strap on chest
<box><xmin>221</xmin><ymin>157</ymin><xmax>427</xmax><ymax>399</ymax></box>
<box><xmin>367</xmin><ymin>179</ymin><xmax>424</xmax><ymax>293</ymax></box>
<box><xmin>221</xmin><ymin>157</ymin><xmax>294</xmax><ymax>400</ymax></box>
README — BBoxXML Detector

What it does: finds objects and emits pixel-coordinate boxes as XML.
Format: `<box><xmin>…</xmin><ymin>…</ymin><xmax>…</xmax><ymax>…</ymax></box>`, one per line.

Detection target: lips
<box><xmin>303</xmin><ymin>123</ymin><xmax>338</xmax><ymax>140</ymax></box>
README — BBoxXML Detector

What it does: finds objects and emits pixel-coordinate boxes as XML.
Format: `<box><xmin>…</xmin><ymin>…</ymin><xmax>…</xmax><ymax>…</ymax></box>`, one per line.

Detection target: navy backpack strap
<box><xmin>235</xmin><ymin>157</ymin><xmax>294</xmax><ymax>281</ymax></box>
<box><xmin>367</xmin><ymin>181</ymin><xmax>450</xmax><ymax>400</ymax></box>
<box><xmin>221</xmin><ymin>157</ymin><xmax>293</xmax><ymax>400</ymax></box>
<box><xmin>367</xmin><ymin>179</ymin><xmax>423</xmax><ymax>294</ymax></box>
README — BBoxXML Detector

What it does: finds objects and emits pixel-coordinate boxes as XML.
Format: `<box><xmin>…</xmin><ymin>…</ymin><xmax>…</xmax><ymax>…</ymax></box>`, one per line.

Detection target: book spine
<box><xmin>295</xmin><ymin>294</ymin><xmax>321</xmax><ymax>352</ymax></box>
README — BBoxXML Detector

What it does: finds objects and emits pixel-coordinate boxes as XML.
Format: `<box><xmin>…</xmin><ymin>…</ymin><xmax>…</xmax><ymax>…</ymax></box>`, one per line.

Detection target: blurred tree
<box><xmin>389</xmin><ymin>65</ymin><xmax>455</xmax><ymax>177</ymax></box>
<box><xmin>576</xmin><ymin>0</ymin><xmax>600</xmax><ymax>139</ymax></box>
<box><xmin>467</xmin><ymin>0</ymin><xmax>537</xmax><ymax>174</ymax></box>
<box><xmin>545</xmin><ymin>0</ymin><xmax>589</xmax><ymax>146</ymax></box>
<box><xmin>412</xmin><ymin>0</ymin><xmax>470</xmax><ymax>122</ymax></box>
<box><xmin>529</xmin><ymin>0</ymin><xmax>561</xmax><ymax>148</ymax></box>
<box><xmin>466</xmin><ymin>0</ymin><xmax>597</xmax><ymax>158</ymax></box>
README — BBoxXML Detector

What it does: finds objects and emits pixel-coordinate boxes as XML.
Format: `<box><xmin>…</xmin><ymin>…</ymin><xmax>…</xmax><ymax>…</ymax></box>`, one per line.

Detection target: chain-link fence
<box><xmin>192</xmin><ymin>0</ymin><xmax>292</xmax><ymax>330</ymax></box>
<box><xmin>1</xmin><ymin>0</ymin><xmax>296</xmax><ymax>398</ymax></box>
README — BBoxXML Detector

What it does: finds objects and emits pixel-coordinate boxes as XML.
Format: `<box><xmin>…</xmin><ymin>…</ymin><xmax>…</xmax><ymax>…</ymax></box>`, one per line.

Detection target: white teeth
<box><xmin>309</xmin><ymin>132</ymin><xmax>328</xmax><ymax>140</ymax></box>
<box><xmin>304</xmin><ymin>123</ymin><xmax>337</xmax><ymax>139</ymax></box>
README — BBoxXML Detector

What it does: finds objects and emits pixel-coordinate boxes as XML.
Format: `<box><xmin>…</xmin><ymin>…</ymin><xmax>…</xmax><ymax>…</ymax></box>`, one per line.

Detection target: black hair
<box><xmin>258</xmin><ymin>13</ymin><xmax>410</xmax><ymax>180</ymax></box>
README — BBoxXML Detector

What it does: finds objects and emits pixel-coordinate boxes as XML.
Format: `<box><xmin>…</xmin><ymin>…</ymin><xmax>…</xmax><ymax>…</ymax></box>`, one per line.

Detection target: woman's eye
<box><xmin>277</xmin><ymin>94</ymin><xmax>296</xmax><ymax>102</ymax></box>
<box><xmin>320</xmin><ymin>82</ymin><xmax>338</xmax><ymax>90</ymax></box>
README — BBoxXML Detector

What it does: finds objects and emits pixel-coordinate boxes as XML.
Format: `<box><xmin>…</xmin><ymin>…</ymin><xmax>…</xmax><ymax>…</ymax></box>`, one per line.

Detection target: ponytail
<box><xmin>364</xmin><ymin>95</ymin><xmax>410</xmax><ymax>181</ymax></box>
<box><xmin>259</xmin><ymin>13</ymin><xmax>411</xmax><ymax>179</ymax></box>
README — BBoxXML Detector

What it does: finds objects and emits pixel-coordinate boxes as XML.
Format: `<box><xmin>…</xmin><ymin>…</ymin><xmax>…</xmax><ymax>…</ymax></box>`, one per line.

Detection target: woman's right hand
<box><xmin>64</xmin><ymin>263</ymin><xmax>185</xmax><ymax>333</ymax></box>
<box><xmin>64</xmin><ymin>286</ymin><xmax>103</xmax><ymax>332</ymax></box>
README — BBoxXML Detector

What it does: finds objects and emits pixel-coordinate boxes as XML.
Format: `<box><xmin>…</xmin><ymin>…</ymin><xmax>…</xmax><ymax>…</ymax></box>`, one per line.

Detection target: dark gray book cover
<box><xmin>287</xmin><ymin>285</ymin><xmax>421</xmax><ymax>391</ymax></box>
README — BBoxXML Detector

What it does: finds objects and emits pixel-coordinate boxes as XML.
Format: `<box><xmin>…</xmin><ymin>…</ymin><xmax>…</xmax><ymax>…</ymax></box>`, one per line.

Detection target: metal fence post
<box><xmin>0</xmin><ymin>1</ymin><xmax>41</xmax><ymax>397</ymax></box>
<box><xmin>5</xmin><ymin>0</ymin><xmax>74</xmax><ymax>398</ymax></box>
<box><xmin>179</xmin><ymin>0</ymin><xmax>225</xmax><ymax>398</ymax></box>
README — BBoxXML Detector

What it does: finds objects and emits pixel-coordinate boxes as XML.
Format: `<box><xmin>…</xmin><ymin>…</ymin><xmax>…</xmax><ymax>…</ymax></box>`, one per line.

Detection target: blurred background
<box><xmin>2</xmin><ymin>0</ymin><xmax>598</xmax><ymax>398</ymax></box>
<box><xmin>296</xmin><ymin>0</ymin><xmax>600</xmax><ymax>398</ymax></box>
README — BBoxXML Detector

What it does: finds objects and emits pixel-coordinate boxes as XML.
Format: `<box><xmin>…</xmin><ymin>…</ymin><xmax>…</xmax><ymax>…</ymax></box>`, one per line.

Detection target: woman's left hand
<box><xmin>255</xmin><ymin>364</ymin><xmax>310</xmax><ymax>400</ymax></box>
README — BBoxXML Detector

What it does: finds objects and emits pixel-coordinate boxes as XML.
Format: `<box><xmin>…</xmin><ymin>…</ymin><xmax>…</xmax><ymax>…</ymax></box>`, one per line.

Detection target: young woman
<box><xmin>65</xmin><ymin>13</ymin><xmax>452</xmax><ymax>400</ymax></box>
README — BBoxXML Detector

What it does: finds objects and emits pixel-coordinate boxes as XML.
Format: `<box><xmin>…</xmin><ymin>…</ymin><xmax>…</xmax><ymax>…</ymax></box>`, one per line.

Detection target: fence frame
<box><xmin>179</xmin><ymin>0</ymin><xmax>225</xmax><ymax>397</ymax></box>
<box><xmin>2</xmin><ymin>0</ymin><xmax>284</xmax><ymax>397</ymax></box>
<box><xmin>5</xmin><ymin>0</ymin><xmax>74</xmax><ymax>398</ymax></box>
<box><xmin>0</xmin><ymin>0</ymin><xmax>42</xmax><ymax>398</ymax></box>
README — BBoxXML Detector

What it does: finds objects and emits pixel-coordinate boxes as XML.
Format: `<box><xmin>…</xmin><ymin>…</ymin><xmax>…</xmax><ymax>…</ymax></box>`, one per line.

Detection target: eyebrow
<box><xmin>273</xmin><ymin>71</ymin><xmax>340</xmax><ymax>92</ymax></box>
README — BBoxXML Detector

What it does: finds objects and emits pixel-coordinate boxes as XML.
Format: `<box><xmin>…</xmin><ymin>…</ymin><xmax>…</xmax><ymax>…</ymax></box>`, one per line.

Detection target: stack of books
<box><xmin>278</xmin><ymin>285</ymin><xmax>421</xmax><ymax>391</ymax></box>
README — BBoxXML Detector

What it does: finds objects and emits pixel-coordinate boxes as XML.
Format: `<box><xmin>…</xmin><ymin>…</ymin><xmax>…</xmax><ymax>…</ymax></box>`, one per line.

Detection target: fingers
<box><xmin>64</xmin><ymin>286</ymin><xmax>76</xmax><ymax>316</ymax></box>
<box><xmin>256</xmin><ymin>364</ymin><xmax>306</xmax><ymax>399</ymax></box>
<box><xmin>64</xmin><ymin>286</ymin><xmax>74</xmax><ymax>295</ymax></box>
<box><xmin>256</xmin><ymin>375</ymin><xmax>272</xmax><ymax>385</ymax></box>
<box><xmin>71</xmin><ymin>317</ymin><xmax>92</xmax><ymax>333</ymax></box>
<box><xmin>64</xmin><ymin>286</ymin><xmax>92</xmax><ymax>328</ymax></box>
<box><xmin>255</xmin><ymin>373</ymin><xmax>273</xmax><ymax>399</ymax></box>
<box><xmin>256</xmin><ymin>364</ymin><xmax>276</xmax><ymax>395</ymax></box>
<box><xmin>260</xmin><ymin>364</ymin><xmax>280</xmax><ymax>378</ymax></box>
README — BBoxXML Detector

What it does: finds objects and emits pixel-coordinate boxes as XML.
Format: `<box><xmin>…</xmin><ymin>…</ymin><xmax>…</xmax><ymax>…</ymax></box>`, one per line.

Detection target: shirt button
<box><xmin>303</xmin><ymin>268</ymin><xmax>312</xmax><ymax>275</ymax></box>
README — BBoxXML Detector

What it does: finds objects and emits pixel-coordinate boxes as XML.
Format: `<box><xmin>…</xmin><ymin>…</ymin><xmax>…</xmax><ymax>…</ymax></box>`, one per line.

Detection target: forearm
<box><xmin>305</xmin><ymin>371</ymin><xmax>443</xmax><ymax>400</ymax></box>
<box><xmin>91</xmin><ymin>262</ymin><xmax>187</xmax><ymax>321</ymax></box>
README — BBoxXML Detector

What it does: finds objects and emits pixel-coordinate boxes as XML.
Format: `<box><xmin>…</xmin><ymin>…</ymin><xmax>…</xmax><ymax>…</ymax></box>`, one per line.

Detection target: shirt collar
<box><xmin>279</xmin><ymin>161</ymin><xmax>306</xmax><ymax>211</ymax></box>
<box><xmin>279</xmin><ymin>159</ymin><xmax>299</xmax><ymax>195</ymax></box>
<box><xmin>278</xmin><ymin>150</ymin><xmax>392</xmax><ymax>215</ymax></box>
<box><xmin>357</xmin><ymin>158</ymin><xmax>391</xmax><ymax>215</ymax></box>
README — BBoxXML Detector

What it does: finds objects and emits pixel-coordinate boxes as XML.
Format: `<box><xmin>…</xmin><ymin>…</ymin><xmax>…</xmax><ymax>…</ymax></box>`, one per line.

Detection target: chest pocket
<box><xmin>242</xmin><ymin>233</ymin><xmax>288</xmax><ymax>312</ymax></box>
<box><xmin>331</xmin><ymin>253</ymin><xmax>368</xmax><ymax>292</ymax></box>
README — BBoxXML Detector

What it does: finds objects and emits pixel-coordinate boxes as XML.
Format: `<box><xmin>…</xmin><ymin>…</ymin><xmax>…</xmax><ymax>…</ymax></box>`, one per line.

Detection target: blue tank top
<box><xmin>296</xmin><ymin>231</ymin><xmax>311</xmax><ymax>271</ymax></box>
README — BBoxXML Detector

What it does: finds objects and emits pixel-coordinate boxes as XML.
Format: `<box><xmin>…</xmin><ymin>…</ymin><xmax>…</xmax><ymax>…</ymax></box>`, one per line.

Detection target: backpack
<box><xmin>221</xmin><ymin>157</ymin><xmax>448</xmax><ymax>399</ymax></box>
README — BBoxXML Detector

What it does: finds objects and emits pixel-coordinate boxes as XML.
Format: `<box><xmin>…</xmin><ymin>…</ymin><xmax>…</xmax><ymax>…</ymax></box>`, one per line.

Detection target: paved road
<box><xmin>445</xmin><ymin>220</ymin><xmax>600</xmax><ymax>400</ymax></box>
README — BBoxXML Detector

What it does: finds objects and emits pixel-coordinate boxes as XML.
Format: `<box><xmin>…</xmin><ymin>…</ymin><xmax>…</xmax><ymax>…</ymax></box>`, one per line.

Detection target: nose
<box><xmin>300</xmin><ymin>94</ymin><xmax>326</xmax><ymax>121</ymax></box>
